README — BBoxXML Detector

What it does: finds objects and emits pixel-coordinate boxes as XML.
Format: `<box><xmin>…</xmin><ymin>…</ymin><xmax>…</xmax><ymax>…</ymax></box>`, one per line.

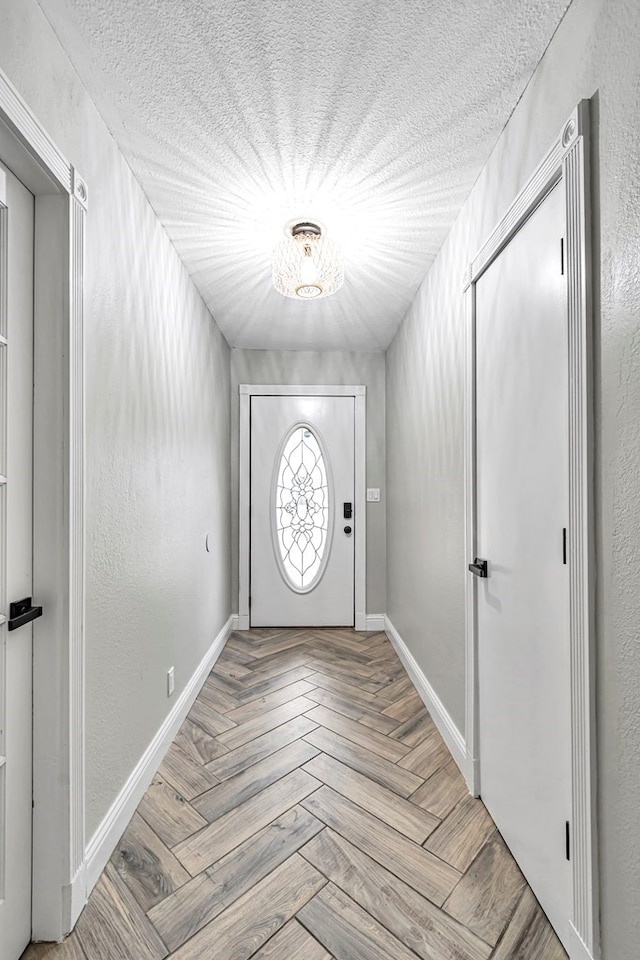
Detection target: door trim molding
<box><xmin>238</xmin><ymin>384</ymin><xmax>366</xmax><ymax>630</ymax></box>
<box><xmin>463</xmin><ymin>101</ymin><xmax>598</xmax><ymax>959</ymax></box>
<box><xmin>0</xmin><ymin>68</ymin><xmax>87</xmax><ymax>939</ymax></box>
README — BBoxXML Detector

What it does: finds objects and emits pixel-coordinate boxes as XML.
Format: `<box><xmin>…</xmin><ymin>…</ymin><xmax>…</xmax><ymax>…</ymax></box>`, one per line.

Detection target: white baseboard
<box><xmin>232</xmin><ymin>614</ymin><xmax>385</xmax><ymax>632</ymax></box>
<box><xmin>566</xmin><ymin>923</ymin><xmax>599</xmax><ymax>960</ymax></box>
<box><xmin>384</xmin><ymin>616</ymin><xmax>469</xmax><ymax>782</ymax></box>
<box><xmin>76</xmin><ymin>615</ymin><xmax>233</xmax><ymax>913</ymax></box>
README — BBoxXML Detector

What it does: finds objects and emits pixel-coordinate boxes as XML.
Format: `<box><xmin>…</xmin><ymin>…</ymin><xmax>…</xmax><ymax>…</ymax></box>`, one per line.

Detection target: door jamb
<box><xmin>238</xmin><ymin>384</ymin><xmax>366</xmax><ymax>630</ymax></box>
<box><xmin>463</xmin><ymin>101</ymin><xmax>597</xmax><ymax>959</ymax></box>
<box><xmin>0</xmin><ymin>69</ymin><xmax>86</xmax><ymax>940</ymax></box>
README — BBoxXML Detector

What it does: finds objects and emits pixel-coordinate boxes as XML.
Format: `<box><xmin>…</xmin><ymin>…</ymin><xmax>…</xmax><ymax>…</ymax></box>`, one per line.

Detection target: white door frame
<box><xmin>464</xmin><ymin>101</ymin><xmax>597</xmax><ymax>960</ymax></box>
<box><xmin>239</xmin><ymin>384</ymin><xmax>366</xmax><ymax>630</ymax></box>
<box><xmin>0</xmin><ymin>70</ymin><xmax>86</xmax><ymax>939</ymax></box>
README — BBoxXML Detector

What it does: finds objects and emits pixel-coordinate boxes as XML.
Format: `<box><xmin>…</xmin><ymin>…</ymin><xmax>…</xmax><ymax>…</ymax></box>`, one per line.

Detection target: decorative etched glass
<box><xmin>274</xmin><ymin>425</ymin><xmax>329</xmax><ymax>590</ymax></box>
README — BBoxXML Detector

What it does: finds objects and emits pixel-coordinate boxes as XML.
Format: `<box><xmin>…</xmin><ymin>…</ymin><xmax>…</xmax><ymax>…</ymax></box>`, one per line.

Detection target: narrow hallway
<box><xmin>22</xmin><ymin>629</ymin><xmax>567</xmax><ymax>960</ymax></box>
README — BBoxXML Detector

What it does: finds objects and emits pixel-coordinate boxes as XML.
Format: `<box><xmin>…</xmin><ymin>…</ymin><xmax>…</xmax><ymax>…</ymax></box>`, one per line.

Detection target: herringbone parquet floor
<box><xmin>22</xmin><ymin>628</ymin><xmax>568</xmax><ymax>960</ymax></box>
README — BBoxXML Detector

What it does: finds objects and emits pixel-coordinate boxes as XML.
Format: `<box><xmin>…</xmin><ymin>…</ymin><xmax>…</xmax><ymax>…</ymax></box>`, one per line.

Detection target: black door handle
<box><xmin>468</xmin><ymin>558</ymin><xmax>488</xmax><ymax>578</ymax></box>
<box><xmin>8</xmin><ymin>597</ymin><xmax>43</xmax><ymax>631</ymax></box>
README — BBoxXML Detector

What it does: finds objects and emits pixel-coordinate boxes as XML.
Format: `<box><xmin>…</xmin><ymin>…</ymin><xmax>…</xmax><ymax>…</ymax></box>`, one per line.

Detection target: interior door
<box><xmin>474</xmin><ymin>183</ymin><xmax>571</xmax><ymax>943</ymax></box>
<box><xmin>0</xmin><ymin>160</ymin><xmax>35</xmax><ymax>958</ymax></box>
<box><xmin>250</xmin><ymin>395</ymin><xmax>354</xmax><ymax>626</ymax></box>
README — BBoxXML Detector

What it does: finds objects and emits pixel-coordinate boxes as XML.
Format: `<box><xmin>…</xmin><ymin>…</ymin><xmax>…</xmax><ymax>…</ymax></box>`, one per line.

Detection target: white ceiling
<box><xmin>38</xmin><ymin>0</ymin><xmax>569</xmax><ymax>350</ymax></box>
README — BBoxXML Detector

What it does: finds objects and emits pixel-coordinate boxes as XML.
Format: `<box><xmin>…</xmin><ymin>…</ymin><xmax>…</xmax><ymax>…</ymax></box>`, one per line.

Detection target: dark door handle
<box><xmin>468</xmin><ymin>558</ymin><xmax>488</xmax><ymax>578</ymax></box>
<box><xmin>344</xmin><ymin>526</ymin><xmax>352</xmax><ymax>535</ymax></box>
<box><xmin>8</xmin><ymin>597</ymin><xmax>43</xmax><ymax>631</ymax></box>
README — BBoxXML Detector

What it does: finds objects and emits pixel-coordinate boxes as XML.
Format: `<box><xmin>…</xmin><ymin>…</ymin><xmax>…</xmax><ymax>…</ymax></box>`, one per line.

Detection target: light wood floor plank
<box><xmin>443</xmin><ymin>830</ymin><xmax>527</xmax><ymax>946</ymax></box>
<box><xmin>298</xmin><ymin>883</ymin><xmax>418</xmax><ymax>960</ymax></box>
<box><xmin>193</xmin><ymin>738</ymin><xmax>319</xmax><ymax>822</ymax></box>
<box><xmin>213</xmin><ymin>656</ymin><xmax>253</xmax><ymax>680</ymax></box>
<box><xmin>110</xmin><ymin>811</ymin><xmax>191</xmax><ymax>911</ymax></box>
<box><xmin>389</xmin><ymin>708</ymin><xmax>436</xmax><ymax>747</ymax></box>
<box><xmin>74</xmin><ymin>863</ymin><xmax>167</xmax><ymax>960</ymax></box>
<box><xmin>398</xmin><ymin>726</ymin><xmax>450</xmax><ymax>779</ymax></box>
<box><xmin>241</xmin><ymin>649</ymin><xmax>313</xmax><ymax>685</ymax></box>
<box><xmin>381</xmin><ymin>689</ymin><xmax>425</xmax><ymax>723</ymax></box>
<box><xmin>148</xmin><ymin>805</ymin><xmax>323</xmax><ymax>952</ymax></box>
<box><xmin>206</xmin><ymin>715</ymin><xmax>318</xmax><ymax>781</ymax></box>
<box><xmin>157</xmin><ymin>742</ymin><xmax>221</xmax><ymax>801</ymax></box>
<box><xmin>304</xmin><ymin>704</ymin><xmax>410</xmax><ymax>761</ymax></box>
<box><xmin>224</xmin><ymin>679</ymin><xmax>317</xmax><ymax>724</ymax></box>
<box><xmin>173</xmin><ymin>718</ymin><xmax>229</xmax><ymax>765</ymax></box>
<box><xmin>136</xmin><ymin>775</ymin><xmax>209</xmax><ymax>850</ymax></box>
<box><xmin>305</xmin><ymin>659</ymin><xmax>384</xmax><ymax>692</ymax></box>
<box><xmin>309</xmin><ymin>629</ymin><xmax>373</xmax><ymax>655</ymax></box>
<box><xmin>424</xmin><ymin>794</ymin><xmax>495</xmax><ymax>872</ymax></box>
<box><xmin>300</xmin><ymin>828</ymin><xmax>491</xmax><ymax>960</ymax></box>
<box><xmin>306</xmin><ymin>647</ymin><xmax>383</xmax><ymax>676</ymax></box>
<box><xmin>20</xmin><ymin>938</ymin><xmax>87</xmax><ymax>960</ymax></box>
<box><xmin>377</xmin><ymin>674</ymin><xmax>414</xmax><ymax>701</ymax></box>
<box><xmin>169</xmin><ymin>854</ymin><xmax>326</xmax><ymax>960</ymax></box>
<box><xmin>490</xmin><ymin>887</ymin><xmax>568</xmax><ymax>959</ymax></box>
<box><xmin>302</xmin><ymin>752</ymin><xmax>439</xmax><ymax>844</ymax></box>
<box><xmin>304</xmin><ymin>685</ymin><xmax>400</xmax><ymax>735</ymax></box>
<box><xmin>187</xmin><ymin>698</ymin><xmax>237</xmax><ymax>738</ymax></box>
<box><xmin>251</xmin><ymin>919</ymin><xmax>333</xmax><ymax>959</ymax></box>
<box><xmin>197</xmin><ymin>677</ymin><xmax>240</xmax><ymax>714</ymax></box>
<box><xmin>206</xmin><ymin>669</ymin><xmax>248</xmax><ymax>695</ymax></box>
<box><xmin>302</xmin><ymin>786</ymin><xmax>461</xmax><ymax>906</ymax></box>
<box><xmin>232</xmin><ymin>665</ymin><xmax>318</xmax><ymax>705</ymax></box>
<box><xmin>307</xmin><ymin>670</ymin><xmax>391</xmax><ymax>706</ymax></box>
<box><xmin>222</xmin><ymin>637</ymin><xmax>260</xmax><ymax>663</ymax></box>
<box><xmin>173</xmin><ymin>768</ymin><xmax>321</xmax><ymax>875</ymax></box>
<box><xmin>217</xmin><ymin>695</ymin><xmax>317</xmax><ymax>750</ymax></box>
<box><xmin>304</xmin><ymin>726</ymin><xmax>423</xmax><ymax>797</ymax></box>
<box><xmin>248</xmin><ymin>632</ymin><xmax>315</xmax><ymax>659</ymax></box>
<box><xmin>410</xmin><ymin>759</ymin><xmax>469</xmax><ymax>819</ymax></box>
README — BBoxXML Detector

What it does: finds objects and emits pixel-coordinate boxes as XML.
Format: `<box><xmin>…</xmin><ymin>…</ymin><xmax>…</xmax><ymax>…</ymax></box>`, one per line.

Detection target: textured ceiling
<box><xmin>38</xmin><ymin>0</ymin><xmax>569</xmax><ymax>350</ymax></box>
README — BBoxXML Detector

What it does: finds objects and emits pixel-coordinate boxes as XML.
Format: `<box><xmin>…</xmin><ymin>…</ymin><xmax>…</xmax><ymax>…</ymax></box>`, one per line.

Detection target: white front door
<box><xmin>474</xmin><ymin>183</ymin><xmax>571</xmax><ymax>944</ymax></box>
<box><xmin>250</xmin><ymin>395</ymin><xmax>355</xmax><ymax>626</ymax></box>
<box><xmin>0</xmin><ymin>161</ymin><xmax>35</xmax><ymax>958</ymax></box>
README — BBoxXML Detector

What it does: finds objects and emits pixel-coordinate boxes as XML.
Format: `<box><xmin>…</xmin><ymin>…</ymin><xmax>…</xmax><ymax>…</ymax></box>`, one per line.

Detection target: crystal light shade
<box><xmin>272</xmin><ymin>221</ymin><xmax>344</xmax><ymax>300</ymax></box>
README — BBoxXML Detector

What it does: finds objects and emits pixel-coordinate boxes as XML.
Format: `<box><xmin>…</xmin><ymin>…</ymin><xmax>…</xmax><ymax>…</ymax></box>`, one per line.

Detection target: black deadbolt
<box><xmin>344</xmin><ymin>525</ymin><xmax>352</xmax><ymax>535</ymax></box>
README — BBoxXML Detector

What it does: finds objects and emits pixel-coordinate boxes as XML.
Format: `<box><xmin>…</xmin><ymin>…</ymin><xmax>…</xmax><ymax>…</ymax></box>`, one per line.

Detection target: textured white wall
<box><xmin>230</xmin><ymin>350</ymin><xmax>386</xmax><ymax>615</ymax></box>
<box><xmin>0</xmin><ymin>0</ymin><xmax>231</xmax><ymax>837</ymax></box>
<box><xmin>386</xmin><ymin>0</ymin><xmax>640</xmax><ymax>956</ymax></box>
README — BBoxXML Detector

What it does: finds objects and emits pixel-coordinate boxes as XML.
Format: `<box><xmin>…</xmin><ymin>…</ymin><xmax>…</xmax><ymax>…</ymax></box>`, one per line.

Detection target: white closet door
<box><xmin>475</xmin><ymin>183</ymin><xmax>572</xmax><ymax>945</ymax></box>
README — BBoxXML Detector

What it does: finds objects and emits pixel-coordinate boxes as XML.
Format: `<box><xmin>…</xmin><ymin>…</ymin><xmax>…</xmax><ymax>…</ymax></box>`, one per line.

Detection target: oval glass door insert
<box><xmin>274</xmin><ymin>424</ymin><xmax>330</xmax><ymax>590</ymax></box>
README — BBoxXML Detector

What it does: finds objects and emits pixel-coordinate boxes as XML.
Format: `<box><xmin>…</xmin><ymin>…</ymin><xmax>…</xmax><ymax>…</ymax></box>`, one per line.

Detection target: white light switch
<box><xmin>367</xmin><ymin>488</ymin><xmax>381</xmax><ymax>502</ymax></box>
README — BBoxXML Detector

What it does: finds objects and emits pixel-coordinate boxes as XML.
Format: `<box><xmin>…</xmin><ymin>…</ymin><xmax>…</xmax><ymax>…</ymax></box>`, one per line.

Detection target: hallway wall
<box><xmin>0</xmin><ymin>0</ymin><xmax>231</xmax><ymax>839</ymax></box>
<box><xmin>385</xmin><ymin>0</ymin><xmax>640</xmax><ymax>956</ymax></box>
<box><xmin>230</xmin><ymin>349</ymin><xmax>386</xmax><ymax>616</ymax></box>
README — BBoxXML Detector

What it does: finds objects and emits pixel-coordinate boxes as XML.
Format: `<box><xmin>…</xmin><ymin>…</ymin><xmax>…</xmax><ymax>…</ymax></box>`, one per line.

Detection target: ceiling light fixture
<box><xmin>272</xmin><ymin>221</ymin><xmax>343</xmax><ymax>300</ymax></box>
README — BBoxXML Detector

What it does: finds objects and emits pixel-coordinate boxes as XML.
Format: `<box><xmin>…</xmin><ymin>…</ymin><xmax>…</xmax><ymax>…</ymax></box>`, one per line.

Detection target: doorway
<box><xmin>238</xmin><ymin>385</ymin><xmax>366</xmax><ymax>630</ymax></box>
<box><xmin>250</xmin><ymin>395</ymin><xmax>355</xmax><ymax>626</ymax></box>
<box><xmin>464</xmin><ymin>102</ymin><xmax>597</xmax><ymax>958</ymax></box>
<box><xmin>0</xmin><ymin>67</ymin><xmax>87</xmax><ymax>940</ymax></box>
